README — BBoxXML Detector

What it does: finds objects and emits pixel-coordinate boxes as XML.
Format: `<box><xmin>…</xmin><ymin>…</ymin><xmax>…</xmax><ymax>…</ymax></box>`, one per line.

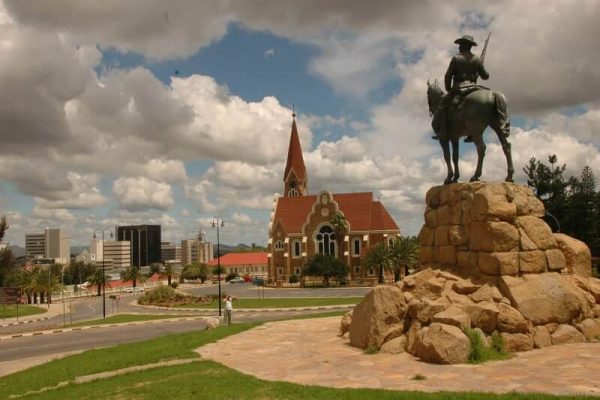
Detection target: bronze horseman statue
<box><xmin>427</xmin><ymin>34</ymin><xmax>514</xmax><ymax>184</ymax></box>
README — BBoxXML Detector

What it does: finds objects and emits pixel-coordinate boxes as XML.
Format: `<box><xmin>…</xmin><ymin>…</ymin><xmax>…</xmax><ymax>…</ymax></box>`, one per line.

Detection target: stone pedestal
<box><xmin>418</xmin><ymin>182</ymin><xmax>591</xmax><ymax>278</ymax></box>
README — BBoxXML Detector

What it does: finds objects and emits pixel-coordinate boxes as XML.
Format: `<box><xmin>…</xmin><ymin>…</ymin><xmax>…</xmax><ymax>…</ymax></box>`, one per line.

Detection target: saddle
<box><xmin>451</xmin><ymin>84</ymin><xmax>489</xmax><ymax>106</ymax></box>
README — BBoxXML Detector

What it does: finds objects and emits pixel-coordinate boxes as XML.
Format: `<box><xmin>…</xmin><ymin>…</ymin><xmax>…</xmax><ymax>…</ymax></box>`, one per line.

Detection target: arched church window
<box><xmin>352</xmin><ymin>238</ymin><xmax>361</xmax><ymax>256</ymax></box>
<box><xmin>288</xmin><ymin>188</ymin><xmax>299</xmax><ymax>196</ymax></box>
<box><xmin>315</xmin><ymin>225</ymin><xmax>336</xmax><ymax>256</ymax></box>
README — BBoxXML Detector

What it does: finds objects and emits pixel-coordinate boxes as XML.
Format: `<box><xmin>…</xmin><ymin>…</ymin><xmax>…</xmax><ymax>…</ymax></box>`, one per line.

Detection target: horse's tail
<box><xmin>493</xmin><ymin>91</ymin><xmax>510</xmax><ymax>138</ymax></box>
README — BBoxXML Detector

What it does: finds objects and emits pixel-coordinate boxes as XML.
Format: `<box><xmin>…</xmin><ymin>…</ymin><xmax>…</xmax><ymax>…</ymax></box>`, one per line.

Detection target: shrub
<box><xmin>363</xmin><ymin>345</ymin><xmax>379</xmax><ymax>354</ymax></box>
<box><xmin>465</xmin><ymin>328</ymin><xmax>511</xmax><ymax>364</ymax></box>
<box><xmin>288</xmin><ymin>274</ymin><xmax>299</xmax><ymax>284</ymax></box>
<box><xmin>138</xmin><ymin>285</ymin><xmax>211</xmax><ymax>307</ymax></box>
<box><xmin>225</xmin><ymin>272</ymin><xmax>238</xmax><ymax>282</ymax></box>
<box><xmin>170</xmin><ymin>282</ymin><xmax>179</xmax><ymax>289</ymax></box>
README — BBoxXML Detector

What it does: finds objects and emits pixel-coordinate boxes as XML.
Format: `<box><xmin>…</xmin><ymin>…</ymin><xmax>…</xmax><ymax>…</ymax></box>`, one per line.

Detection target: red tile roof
<box><xmin>208</xmin><ymin>252</ymin><xmax>268</xmax><ymax>267</ymax></box>
<box><xmin>283</xmin><ymin>118</ymin><xmax>307</xmax><ymax>182</ymax></box>
<box><xmin>273</xmin><ymin>192</ymin><xmax>399</xmax><ymax>233</ymax></box>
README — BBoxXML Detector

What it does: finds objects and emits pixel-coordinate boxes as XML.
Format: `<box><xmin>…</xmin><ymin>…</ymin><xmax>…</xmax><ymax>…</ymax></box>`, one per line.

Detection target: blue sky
<box><xmin>1</xmin><ymin>1</ymin><xmax>599</xmax><ymax>248</ymax></box>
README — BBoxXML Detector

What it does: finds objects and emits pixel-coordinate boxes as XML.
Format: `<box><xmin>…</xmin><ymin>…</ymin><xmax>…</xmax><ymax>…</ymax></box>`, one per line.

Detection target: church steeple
<box><xmin>283</xmin><ymin>112</ymin><xmax>307</xmax><ymax>197</ymax></box>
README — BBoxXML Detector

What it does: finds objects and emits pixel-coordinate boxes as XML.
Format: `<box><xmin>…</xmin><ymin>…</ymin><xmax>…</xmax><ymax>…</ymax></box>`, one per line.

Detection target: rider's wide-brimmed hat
<box><xmin>454</xmin><ymin>35</ymin><xmax>477</xmax><ymax>46</ymax></box>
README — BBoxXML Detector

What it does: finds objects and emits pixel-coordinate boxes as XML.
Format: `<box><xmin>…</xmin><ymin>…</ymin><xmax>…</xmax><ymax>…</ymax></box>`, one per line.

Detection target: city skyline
<box><xmin>1</xmin><ymin>1</ymin><xmax>599</xmax><ymax>247</ymax></box>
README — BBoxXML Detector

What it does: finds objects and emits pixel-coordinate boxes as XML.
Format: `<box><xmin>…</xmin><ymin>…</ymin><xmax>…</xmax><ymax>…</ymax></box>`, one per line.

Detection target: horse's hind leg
<box><xmin>470</xmin><ymin>135</ymin><xmax>486</xmax><ymax>182</ymax></box>
<box><xmin>451</xmin><ymin>139</ymin><xmax>460</xmax><ymax>183</ymax></box>
<box><xmin>493</xmin><ymin>124</ymin><xmax>514</xmax><ymax>182</ymax></box>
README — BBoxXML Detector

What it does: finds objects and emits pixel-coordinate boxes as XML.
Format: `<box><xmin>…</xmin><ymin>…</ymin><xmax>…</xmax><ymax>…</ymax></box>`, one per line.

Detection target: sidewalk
<box><xmin>0</xmin><ymin>302</ymin><xmax>66</xmax><ymax>328</ymax></box>
<box><xmin>198</xmin><ymin>316</ymin><xmax>600</xmax><ymax>396</ymax></box>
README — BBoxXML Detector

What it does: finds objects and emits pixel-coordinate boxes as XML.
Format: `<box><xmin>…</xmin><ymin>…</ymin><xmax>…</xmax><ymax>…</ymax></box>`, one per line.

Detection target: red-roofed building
<box><xmin>268</xmin><ymin>115</ymin><xmax>401</xmax><ymax>283</ymax></box>
<box><xmin>208</xmin><ymin>252</ymin><xmax>268</xmax><ymax>277</ymax></box>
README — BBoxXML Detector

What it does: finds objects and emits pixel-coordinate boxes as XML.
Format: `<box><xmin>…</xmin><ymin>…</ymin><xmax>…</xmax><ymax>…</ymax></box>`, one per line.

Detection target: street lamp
<box><xmin>93</xmin><ymin>229</ymin><xmax>113</xmax><ymax>318</ymax></box>
<box><xmin>211</xmin><ymin>216</ymin><xmax>224</xmax><ymax>317</ymax></box>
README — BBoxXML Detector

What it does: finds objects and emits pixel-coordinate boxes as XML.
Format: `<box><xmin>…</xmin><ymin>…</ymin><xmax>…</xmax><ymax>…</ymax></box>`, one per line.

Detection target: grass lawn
<box><xmin>0</xmin><ymin>312</ymin><xmax>586</xmax><ymax>400</ymax></box>
<box><xmin>67</xmin><ymin>313</ymin><xmax>199</xmax><ymax>327</ymax></box>
<box><xmin>0</xmin><ymin>304</ymin><xmax>46</xmax><ymax>319</ymax></box>
<box><xmin>175</xmin><ymin>296</ymin><xmax>362</xmax><ymax>309</ymax></box>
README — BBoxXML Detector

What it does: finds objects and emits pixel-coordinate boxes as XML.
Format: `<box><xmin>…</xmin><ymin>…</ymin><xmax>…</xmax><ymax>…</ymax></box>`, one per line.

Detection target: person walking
<box><xmin>224</xmin><ymin>295</ymin><xmax>234</xmax><ymax>325</ymax></box>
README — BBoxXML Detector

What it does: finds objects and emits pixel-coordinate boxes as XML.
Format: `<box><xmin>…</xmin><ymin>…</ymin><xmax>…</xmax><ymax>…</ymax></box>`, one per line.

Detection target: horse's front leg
<box><xmin>451</xmin><ymin>139</ymin><xmax>460</xmax><ymax>183</ymax></box>
<box><xmin>470</xmin><ymin>135</ymin><xmax>486</xmax><ymax>182</ymax></box>
<box><xmin>440</xmin><ymin>139</ymin><xmax>453</xmax><ymax>185</ymax></box>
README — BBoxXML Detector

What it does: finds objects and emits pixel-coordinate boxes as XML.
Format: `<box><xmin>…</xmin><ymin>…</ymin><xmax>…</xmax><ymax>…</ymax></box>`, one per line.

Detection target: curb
<box><xmin>138</xmin><ymin>304</ymin><xmax>355</xmax><ymax>313</ymax></box>
<box><xmin>0</xmin><ymin>316</ymin><xmax>50</xmax><ymax>328</ymax></box>
<box><xmin>0</xmin><ymin>316</ymin><xmax>208</xmax><ymax>341</ymax></box>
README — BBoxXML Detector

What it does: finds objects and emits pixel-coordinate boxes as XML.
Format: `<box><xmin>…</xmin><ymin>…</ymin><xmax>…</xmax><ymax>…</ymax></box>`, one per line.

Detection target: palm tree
<box><xmin>121</xmin><ymin>266</ymin><xmax>146</xmax><ymax>288</ymax></box>
<box><xmin>330</xmin><ymin>212</ymin><xmax>348</xmax><ymax>262</ymax></box>
<box><xmin>161</xmin><ymin>264</ymin><xmax>177</xmax><ymax>286</ymax></box>
<box><xmin>364</xmin><ymin>243</ymin><xmax>393</xmax><ymax>284</ymax></box>
<box><xmin>87</xmin><ymin>269</ymin><xmax>112</xmax><ymax>296</ymax></box>
<box><xmin>389</xmin><ymin>236</ymin><xmax>420</xmax><ymax>281</ymax></box>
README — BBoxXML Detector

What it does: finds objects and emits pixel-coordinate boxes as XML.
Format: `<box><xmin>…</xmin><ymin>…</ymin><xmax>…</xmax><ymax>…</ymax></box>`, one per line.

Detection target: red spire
<box><xmin>284</xmin><ymin>115</ymin><xmax>307</xmax><ymax>183</ymax></box>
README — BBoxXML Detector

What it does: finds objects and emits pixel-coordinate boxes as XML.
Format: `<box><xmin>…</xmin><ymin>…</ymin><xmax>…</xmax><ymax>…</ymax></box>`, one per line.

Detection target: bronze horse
<box><xmin>427</xmin><ymin>80</ymin><xmax>514</xmax><ymax>184</ymax></box>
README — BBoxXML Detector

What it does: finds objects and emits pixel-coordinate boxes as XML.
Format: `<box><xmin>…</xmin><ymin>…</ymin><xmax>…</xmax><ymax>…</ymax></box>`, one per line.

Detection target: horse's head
<box><xmin>427</xmin><ymin>79</ymin><xmax>444</xmax><ymax>116</ymax></box>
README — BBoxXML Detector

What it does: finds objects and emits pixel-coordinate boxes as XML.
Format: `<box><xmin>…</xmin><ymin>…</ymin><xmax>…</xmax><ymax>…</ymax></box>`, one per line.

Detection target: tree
<box><xmin>161</xmin><ymin>264</ymin><xmax>177</xmax><ymax>286</ymax></box>
<box><xmin>565</xmin><ymin>166</ymin><xmax>599</xmax><ymax>255</ymax></box>
<box><xmin>0</xmin><ymin>216</ymin><xmax>8</xmax><ymax>242</ymax></box>
<box><xmin>149</xmin><ymin>262</ymin><xmax>162</xmax><ymax>276</ymax></box>
<box><xmin>198</xmin><ymin>263</ymin><xmax>209</xmax><ymax>283</ymax></box>
<box><xmin>523</xmin><ymin>155</ymin><xmax>569</xmax><ymax>229</ymax></box>
<box><xmin>364</xmin><ymin>243</ymin><xmax>393</xmax><ymax>284</ymax></box>
<box><xmin>389</xmin><ymin>236</ymin><xmax>420</xmax><ymax>281</ymax></box>
<box><xmin>330</xmin><ymin>212</ymin><xmax>348</xmax><ymax>263</ymax></box>
<box><xmin>120</xmin><ymin>266</ymin><xmax>146</xmax><ymax>288</ymax></box>
<box><xmin>87</xmin><ymin>269</ymin><xmax>112</xmax><ymax>296</ymax></box>
<box><xmin>303</xmin><ymin>254</ymin><xmax>347</xmax><ymax>287</ymax></box>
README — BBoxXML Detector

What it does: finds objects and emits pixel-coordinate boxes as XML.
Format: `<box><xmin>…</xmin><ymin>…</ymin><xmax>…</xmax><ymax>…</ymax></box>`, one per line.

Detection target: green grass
<box><xmin>0</xmin><ymin>304</ymin><xmax>46</xmax><ymax>319</ymax></box>
<box><xmin>67</xmin><ymin>314</ymin><xmax>198</xmax><ymax>327</ymax></box>
<box><xmin>175</xmin><ymin>296</ymin><xmax>362</xmax><ymax>309</ymax></box>
<box><xmin>10</xmin><ymin>359</ymin><xmax>589</xmax><ymax>400</ymax></box>
<box><xmin>466</xmin><ymin>329</ymin><xmax>512</xmax><ymax>364</ymax></box>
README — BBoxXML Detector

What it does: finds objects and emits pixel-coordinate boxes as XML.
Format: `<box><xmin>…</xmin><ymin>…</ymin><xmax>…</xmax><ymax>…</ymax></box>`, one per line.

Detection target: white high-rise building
<box><xmin>103</xmin><ymin>241</ymin><xmax>131</xmax><ymax>270</ymax></box>
<box><xmin>89</xmin><ymin>238</ymin><xmax>104</xmax><ymax>261</ymax></box>
<box><xmin>181</xmin><ymin>238</ymin><xmax>214</xmax><ymax>266</ymax></box>
<box><xmin>25</xmin><ymin>228</ymin><xmax>70</xmax><ymax>264</ymax></box>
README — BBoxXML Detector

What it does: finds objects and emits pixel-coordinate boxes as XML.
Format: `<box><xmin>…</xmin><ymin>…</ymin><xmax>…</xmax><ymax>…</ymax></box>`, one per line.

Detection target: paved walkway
<box><xmin>0</xmin><ymin>303</ymin><xmax>64</xmax><ymax>328</ymax></box>
<box><xmin>198</xmin><ymin>316</ymin><xmax>600</xmax><ymax>396</ymax></box>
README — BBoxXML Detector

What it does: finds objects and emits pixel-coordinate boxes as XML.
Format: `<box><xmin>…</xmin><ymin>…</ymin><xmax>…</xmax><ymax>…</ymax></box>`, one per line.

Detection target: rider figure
<box><xmin>432</xmin><ymin>35</ymin><xmax>489</xmax><ymax>142</ymax></box>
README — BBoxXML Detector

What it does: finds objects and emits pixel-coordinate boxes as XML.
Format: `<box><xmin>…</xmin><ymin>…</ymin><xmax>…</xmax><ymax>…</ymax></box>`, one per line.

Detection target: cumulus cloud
<box><xmin>113</xmin><ymin>177</ymin><xmax>174</xmax><ymax>211</ymax></box>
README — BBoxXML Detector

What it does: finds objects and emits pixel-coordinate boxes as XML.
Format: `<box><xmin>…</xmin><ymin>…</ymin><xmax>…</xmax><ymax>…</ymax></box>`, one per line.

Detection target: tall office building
<box><xmin>161</xmin><ymin>242</ymin><xmax>181</xmax><ymax>262</ymax></box>
<box><xmin>116</xmin><ymin>225</ymin><xmax>161</xmax><ymax>267</ymax></box>
<box><xmin>181</xmin><ymin>231</ymin><xmax>214</xmax><ymax>266</ymax></box>
<box><xmin>25</xmin><ymin>228</ymin><xmax>70</xmax><ymax>264</ymax></box>
<box><xmin>25</xmin><ymin>233</ymin><xmax>46</xmax><ymax>258</ymax></box>
<box><xmin>103</xmin><ymin>241</ymin><xmax>131</xmax><ymax>270</ymax></box>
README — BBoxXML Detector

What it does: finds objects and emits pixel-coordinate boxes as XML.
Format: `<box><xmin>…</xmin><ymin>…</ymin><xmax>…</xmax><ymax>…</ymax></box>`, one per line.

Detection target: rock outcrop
<box><xmin>342</xmin><ymin>182</ymin><xmax>600</xmax><ymax>364</ymax></box>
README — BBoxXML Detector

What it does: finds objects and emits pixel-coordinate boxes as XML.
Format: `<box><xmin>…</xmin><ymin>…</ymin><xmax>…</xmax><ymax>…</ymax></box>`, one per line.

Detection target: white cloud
<box><xmin>112</xmin><ymin>177</ymin><xmax>174</xmax><ymax>211</ymax></box>
<box><xmin>264</xmin><ymin>48</ymin><xmax>275</xmax><ymax>58</ymax></box>
<box><xmin>31</xmin><ymin>207</ymin><xmax>76</xmax><ymax>222</ymax></box>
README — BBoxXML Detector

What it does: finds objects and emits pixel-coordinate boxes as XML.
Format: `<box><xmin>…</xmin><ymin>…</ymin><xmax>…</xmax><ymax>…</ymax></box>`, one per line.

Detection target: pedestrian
<box><xmin>224</xmin><ymin>295</ymin><xmax>234</xmax><ymax>325</ymax></box>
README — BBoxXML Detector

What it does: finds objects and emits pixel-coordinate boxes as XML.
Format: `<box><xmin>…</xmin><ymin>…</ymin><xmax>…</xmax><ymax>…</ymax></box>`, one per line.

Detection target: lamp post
<box><xmin>93</xmin><ymin>229</ymin><xmax>113</xmax><ymax>318</ymax></box>
<box><xmin>211</xmin><ymin>216</ymin><xmax>224</xmax><ymax>317</ymax></box>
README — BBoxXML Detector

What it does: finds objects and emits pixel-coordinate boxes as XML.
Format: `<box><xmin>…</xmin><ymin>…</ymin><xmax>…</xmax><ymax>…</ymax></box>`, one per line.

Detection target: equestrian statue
<box><xmin>427</xmin><ymin>34</ymin><xmax>514</xmax><ymax>184</ymax></box>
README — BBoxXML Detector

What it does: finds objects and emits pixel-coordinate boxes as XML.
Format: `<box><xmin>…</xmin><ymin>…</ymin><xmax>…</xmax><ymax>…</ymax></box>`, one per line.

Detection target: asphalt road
<box><xmin>0</xmin><ymin>283</ymin><xmax>368</xmax><ymax>335</ymax></box>
<box><xmin>0</xmin><ymin>308</ymin><xmax>343</xmax><ymax>363</ymax></box>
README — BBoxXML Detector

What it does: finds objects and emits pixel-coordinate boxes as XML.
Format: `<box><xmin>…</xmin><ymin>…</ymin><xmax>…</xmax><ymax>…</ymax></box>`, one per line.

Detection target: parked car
<box><xmin>124</xmin><ymin>287</ymin><xmax>145</xmax><ymax>293</ymax></box>
<box><xmin>229</xmin><ymin>276</ymin><xmax>245</xmax><ymax>284</ymax></box>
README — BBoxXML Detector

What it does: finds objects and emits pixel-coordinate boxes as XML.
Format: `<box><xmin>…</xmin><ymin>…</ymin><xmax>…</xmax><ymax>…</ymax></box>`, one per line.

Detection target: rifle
<box><xmin>480</xmin><ymin>31</ymin><xmax>492</xmax><ymax>64</ymax></box>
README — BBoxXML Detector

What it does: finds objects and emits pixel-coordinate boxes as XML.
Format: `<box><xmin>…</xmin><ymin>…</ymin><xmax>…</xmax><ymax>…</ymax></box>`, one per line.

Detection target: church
<box><xmin>267</xmin><ymin>114</ymin><xmax>401</xmax><ymax>283</ymax></box>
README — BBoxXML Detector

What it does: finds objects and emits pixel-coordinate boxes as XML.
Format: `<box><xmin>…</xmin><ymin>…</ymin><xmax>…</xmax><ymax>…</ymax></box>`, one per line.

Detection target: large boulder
<box><xmin>497</xmin><ymin>303</ymin><xmax>530</xmax><ymax>334</ymax></box>
<box><xmin>516</xmin><ymin>216</ymin><xmax>558</xmax><ymax>250</ymax></box>
<box><xmin>499</xmin><ymin>273</ymin><xmax>591</xmax><ymax>325</ymax></box>
<box><xmin>554</xmin><ymin>233</ymin><xmax>592</xmax><ymax>277</ymax></box>
<box><xmin>576</xmin><ymin>318</ymin><xmax>600</xmax><ymax>341</ymax></box>
<box><xmin>431</xmin><ymin>306</ymin><xmax>471</xmax><ymax>330</ymax></box>
<box><xmin>551</xmin><ymin>324</ymin><xmax>587</xmax><ymax>345</ymax></box>
<box><xmin>533</xmin><ymin>326</ymin><xmax>552</xmax><ymax>348</ymax></box>
<box><xmin>414</xmin><ymin>323</ymin><xmax>470</xmax><ymax>364</ymax></box>
<box><xmin>500</xmin><ymin>332</ymin><xmax>534</xmax><ymax>352</ymax></box>
<box><xmin>463</xmin><ymin>301</ymin><xmax>499</xmax><ymax>334</ymax></box>
<box><xmin>380</xmin><ymin>336</ymin><xmax>407</xmax><ymax>354</ymax></box>
<box><xmin>349</xmin><ymin>285</ymin><xmax>407</xmax><ymax>349</ymax></box>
